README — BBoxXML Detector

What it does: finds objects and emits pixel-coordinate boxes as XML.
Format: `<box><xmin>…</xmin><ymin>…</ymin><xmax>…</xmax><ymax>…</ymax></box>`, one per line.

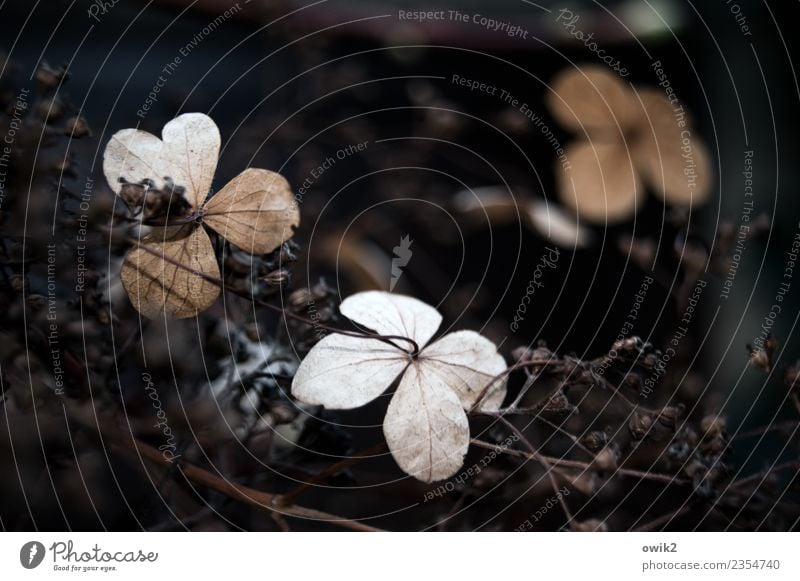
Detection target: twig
<box><xmin>471</xmin><ymin>439</ymin><xmax>688</xmax><ymax>485</ymax></box>
<box><xmin>490</xmin><ymin>414</ymin><xmax>573</xmax><ymax>522</ymax></box>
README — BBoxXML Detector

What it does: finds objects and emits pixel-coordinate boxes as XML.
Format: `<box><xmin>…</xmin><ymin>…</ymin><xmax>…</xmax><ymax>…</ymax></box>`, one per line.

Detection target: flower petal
<box><xmin>547</xmin><ymin>66</ymin><xmax>637</xmax><ymax>134</ymax></box>
<box><xmin>383</xmin><ymin>362</ymin><xmax>470</xmax><ymax>482</ymax></box>
<box><xmin>420</xmin><ymin>330</ymin><xmax>507</xmax><ymax>411</ymax></box>
<box><xmin>557</xmin><ymin>140</ymin><xmax>644</xmax><ymax>224</ymax></box>
<box><xmin>203</xmin><ymin>168</ymin><xmax>299</xmax><ymax>254</ymax></box>
<box><xmin>633</xmin><ymin>90</ymin><xmax>713</xmax><ymax>206</ymax></box>
<box><xmin>340</xmin><ymin>291</ymin><xmax>442</xmax><ymax>349</ymax></box>
<box><xmin>103</xmin><ymin>113</ymin><xmax>220</xmax><ymax>209</ymax></box>
<box><xmin>527</xmin><ymin>198</ymin><xmax>593</xmax><ymax>249</ymax></box>
<box><xmin>291</xmin><ymin>334</ymin><xmax>409</xmax><ymax>409</ymax></box>
<box><xmin>120</xmin><ymin>225</ymin><xmax>220</xmax><ymax>319</ymax></box>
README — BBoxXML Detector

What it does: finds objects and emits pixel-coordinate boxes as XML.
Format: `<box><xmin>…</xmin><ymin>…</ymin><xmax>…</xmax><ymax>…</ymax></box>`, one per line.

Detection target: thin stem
<box><xmin>124</xmin><ymin>234</ymin><xmax>420</xmax><ymax>355</ymax></box>
<box><xmin>490</xmin><ymin>414</ymin><xmax>573</xmax><ymax>523</ymax></box>
<box><xmin>470</xmin><ymin>439</ymin><xmax>688</xmax><ymax>485</ymax></box>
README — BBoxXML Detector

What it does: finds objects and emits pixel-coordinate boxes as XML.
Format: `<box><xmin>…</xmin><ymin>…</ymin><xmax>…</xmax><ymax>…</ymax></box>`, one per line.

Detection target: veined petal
<box><xmin>340</xmin><ymin>291</ymin><xmax>442</xmax><ymax>349</ymax></box>
<box><xmin>633</xmin><ymin>90</ymin><xmax>713</xmax><ymax>206</ymax></box>
<box><xmin>291</xmin><ymin>333</ymin><xmax>409</xmax><ymax>409</ymax></box>
<box><xmin>421</xmin><ymin>330</ymin><xmax>508</xmax><ymax>411</ymax></box>
<box><xmin>203</xmin><ymin>168</ymin><xmax>299</xmax><ymax>254</ymax></box>
<box><xmin>557</xmin><ymin>140</ymin><xmax>644</xmax><ymax>224</ymax></box>
<box><xmin>103</xmin><ymin>113</ymin><xmax>220</xmax><ymax>209</ymax></box>
<box><xmin>120</xmin><ymin>225</ymin><xmax>220</xmax><ymax>319</ymax></box>
<box><xmin>383</xmin><ymin>362</ymin><xmax>470</xmax><ymax>482</ymax></box>
<box><xmin>547</xmin><ymin>66</ymin><xmax>637</xmax><ymax>135</ymax></box>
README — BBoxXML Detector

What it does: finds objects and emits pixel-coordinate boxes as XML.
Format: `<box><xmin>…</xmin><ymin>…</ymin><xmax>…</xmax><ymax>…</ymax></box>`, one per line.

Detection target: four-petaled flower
<box><xmin>103</xmin><ymin>113</ymin><xmax>299</xmax><ymax>318</ymax></box>
<box><xmin>292</xmin><ymin>291</ymin><xmax>507</xmax><ymax>482</ymax></box>
<box><xmin>547</xmin><ymin>65</ymin><xmax>712</xmax><ymax>223</ymax></box>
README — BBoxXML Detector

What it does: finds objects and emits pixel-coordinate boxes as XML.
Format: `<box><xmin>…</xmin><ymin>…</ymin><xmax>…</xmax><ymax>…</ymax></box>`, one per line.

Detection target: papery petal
<box><xmin>203</xmin><ymin>168</ymin><xmax>299</xmax><ymax>254</ymax></box>
<box><xmin>103</xmin><ymin>113</ymin><xmax>220</xmax><ymax>209</ymax></box>
<box><xmin>557</xmin><ymin>140</ymin><xmax>644</xmax><ymax>224</ymax></box>
<box><xmin>120</xmin><ymin>225</ymin><xmax>220</xmax><ymax>319</ymax></box>
<box><xmin>421</xmin><ymin>330</ymin><xmax>507</xmax><ymax>411</ymax></box>
<box><xmin>291</xmin><ymin>333</ymin><xmax>409</xmax><ymax>409</ymax></box>
<box><xmin>340</xmin><ymin>291</ymin><xmax>442</xmax><ymax>349</ymax></box>
<box><xmin>383</xmin><ymin>362</ymin><xmax>470</xmax><ymax>482</ymax></box>
<box><xmin>633</xmin><ymin>90</ymin><xmax>713</xmax><ymax>206</ymax></box>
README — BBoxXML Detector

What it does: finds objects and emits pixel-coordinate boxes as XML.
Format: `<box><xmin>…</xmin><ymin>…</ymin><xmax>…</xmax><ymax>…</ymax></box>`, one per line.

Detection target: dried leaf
<box><xmin>103</xmin><ymin>113</ymin><xmax>220</xmax><ymax>208</ymax></box>
<box><xmin>557</xmin><ymin>140</ymin><xmax>643</xmax><ymax>223</ymax></box>
<box><xmin>291</xmin><ymin>334</ymin><xmax>408</xmax><ymax>409</ymax></box>
<box><xmin>383</xmin><ymin>361</ymin><xmax>470</xmax><ymax>482</ymax></box>
<box><xmin>203</xmin><ymin>168</ymin><xmax>299</xmax><ymax>254</ymax></box>
<box><xmin>120</xmin><ymin>225</ymin><xmax>220</xmax><ymax>319</ymax></box>
<box><xmin>547</xmin><ymin>66</ymin><xmax>635</xmax><ymax>134</ymax></box>
<box><xmin>421</xmin><ymin>330</ymin><xmax>507</xmax><ymax>411</ymax></box>
<box><xmin>340</xmin><ymin>291</ymin><xmax>442</xmax><ymax>348</ymax></box>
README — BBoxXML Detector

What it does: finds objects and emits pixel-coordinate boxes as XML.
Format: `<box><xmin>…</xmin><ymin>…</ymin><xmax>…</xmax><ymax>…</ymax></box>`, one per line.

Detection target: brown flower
<box><xmin>547</xmin><ymin>66</ymin><xmax>712</xmax><ymax>223</ymax></box>
<box><xmin>103</xmin><ymin>113</ymin><xmax>299</xmax><ymax>319</ymax></box>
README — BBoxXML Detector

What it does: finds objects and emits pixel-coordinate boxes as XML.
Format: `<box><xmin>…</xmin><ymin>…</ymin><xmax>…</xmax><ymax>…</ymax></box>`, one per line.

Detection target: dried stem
<box><xmin>471</xmin><ymin>439</ymin><xmax>689</xmax><ymax>485</ymax></box>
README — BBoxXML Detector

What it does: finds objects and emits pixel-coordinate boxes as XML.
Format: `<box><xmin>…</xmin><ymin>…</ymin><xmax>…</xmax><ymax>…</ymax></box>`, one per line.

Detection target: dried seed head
<box><xmin>35</xmin><ymin>61</ymin><xmax>67</xmax><ymax>90</ymax></box>
<box><xmin>288</xmin><ymin>287</ymin><xmax>313</xmax><ymax>311</ymax></box>
<box><xmin>657</xmin><ymin>405</ymin><xmax>684</xmax><ymax>429</ymax></box>
<box><xmin>581</xmin><ymin>430</ymin><xmax>608</xmax><ymax>452</ymax></box>
<box><xmin>592</xmin><ymin>446</ymin><xmax>619</xmax><ymax>472</ymax></box>
<box><xmin>784</xmin><ymin>364</ymin><xmax>800</xmax><ymax>394</ymax></box>
<box><xmin>700</xmin><ymin>414</ymin><xmax>727</xmax><ymax>439</ymax></box>
<box><xmin>629</xmin><ymin>410</ymin><xmax>654</xmax><ymax>440</ymax></box>
<box><xmin>748</xmin><ymin>347</ymin><xmax>770</xmax><ymax>372</ymax></box>
<box><xmin>261</xmin><ymin>268</ymin><xmax>290</xmax><ymax>289</ymax></box>
<box><xmin>10</xmin><ymin>274</ymin><xmax>26</xmax><ymax>292</ymax></box>
<box><xmin>514</xmin><ymin>343</ymin><xmax>556</xmax><ymax>372</ymax></box>
<box><xmin>543</xmin><ymin>391</ymin><xmax>575</xmax><ymax>414</ymax></box>
<box><xmin>119</xmin><ymin>182</ymin><xmax>146</xmax><ymax>209</ymax></box>
<box><xmin>63</xmin><ymin>116</ymin><xmax>91</xmax><ymax>138</ymax></box>
<box><xmin>26</xmin><ymin>294</ymin><xmax>46</xmax><ymax>310</ymax></box>
<box><xmin>36</xmin><ymin>95</ymin><xmax>64</xmax><ymax>121</ymax></box>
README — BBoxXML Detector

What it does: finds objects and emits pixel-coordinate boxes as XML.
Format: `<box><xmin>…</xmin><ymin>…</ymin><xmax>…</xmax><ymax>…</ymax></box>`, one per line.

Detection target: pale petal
<box><xmin>103</xmin><ymin>113</ymin><xmax>220</xmax><ymax>208</ymax></box>
<box><xmin>527</xmin><ymin>198</ymin><xmax>593</xmax><ymax>249</ymax></box>
<box><xmin>120</xmin><ymin>225</ymin><xmax>220</xmax><ymax>319</ymax></box>
<box><xmin>203</xmin><ymin>168</ymin><xmax>299</xmax><ymax>254</ymax></box>
<box><xmin>421</xmin><ymin>330</ymin><xmax>507</xmax><ymax>411</ymax></box>
<box><xmin>547</xmin><ymin>66</ymin><xmax>637</xmax><ymax>134</ymax></box>
<box><xmin>291</xmin><ymin>333</ymin><xmax>409</xmax><ymax>409</ymax></box>
<box><xmin>340</xmin><ymin>291</ymin><xmax>442</xmax><ymax>349</ymax></box>
<box><xmin>383</xmin><ymin>362</ymin><xmax>470</xmax><ymax>482</ymax></box>
<box><xmin>633</xmin><ymin>90</ymin><xmax>713</xmax><ymax>206</ymax></box>
<box><xmin>557</xmin><ymin>140</ymin><xmax>644</xmax><ymax>224</ymax></box>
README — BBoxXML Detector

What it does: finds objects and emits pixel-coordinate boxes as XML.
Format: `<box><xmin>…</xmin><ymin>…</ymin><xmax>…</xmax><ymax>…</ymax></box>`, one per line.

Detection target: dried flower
<box><xmin>103</xmin><ymin>113</ymin><xmax>299</xmax><ymax>318</ymax></box>
<box><xmin>292</xmin><ymin>291</ymin><xmax>507</xmax><ymax>482</ymax></box>
<box><xmin>547</xmin><ymin>65</ymin><xmax>712</xmax><ymax>223</ymax></box>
